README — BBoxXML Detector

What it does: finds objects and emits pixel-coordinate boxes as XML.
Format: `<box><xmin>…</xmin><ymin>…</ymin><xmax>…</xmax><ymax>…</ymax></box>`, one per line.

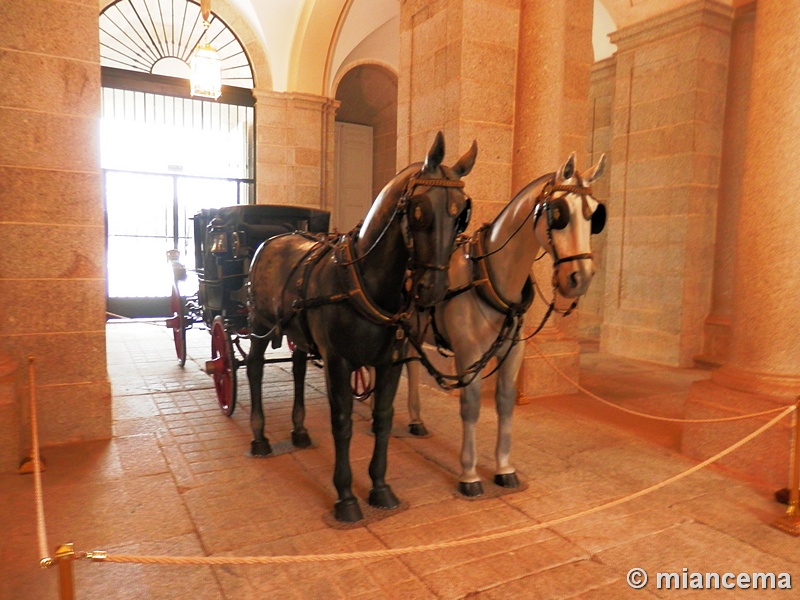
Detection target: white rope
<box><xmin>529</xmin><ymin>340</ymin><xmax>791</xmax><ymax>423</ymax></box>
<box><xmin>93</xmin><ymin>404</ymin><xmax>794</xmax><ymax>566</ymax></box>
<box><xmin>27</xmin><ymin>357</ymin><xmax>50</xmax><ymax>565</ymax></box>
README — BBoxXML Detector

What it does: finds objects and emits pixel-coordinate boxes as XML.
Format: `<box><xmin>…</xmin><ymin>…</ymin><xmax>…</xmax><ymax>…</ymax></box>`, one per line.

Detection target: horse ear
<box><xmin>558</xmin><ymin>152</ymin><xmax>577</xmax><ymax>181</ymax></box>
<box><xmin>584</xmin><ymin>153</ymin><xmax>607</xmax><ymax>184</ymax></box>
<box><xmin>423</xmin><ymin>131</ymin><xmax>446</xmax><ymax>173</ymax></box>
<box><xmin>451</xmin><ymin>140</ymin><xmax>478</xmax><ymax>178</ymax></box>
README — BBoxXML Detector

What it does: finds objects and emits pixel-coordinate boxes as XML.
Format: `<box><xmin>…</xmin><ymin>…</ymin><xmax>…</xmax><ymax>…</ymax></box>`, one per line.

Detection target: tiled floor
<box><xmin>2</xmin><ymin>322</ymin><xmax>798</xmax><ymax>599</ymax></box>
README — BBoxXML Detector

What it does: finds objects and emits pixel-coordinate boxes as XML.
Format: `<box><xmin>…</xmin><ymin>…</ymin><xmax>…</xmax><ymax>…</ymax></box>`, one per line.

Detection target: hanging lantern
<box><xmin>190</xmin><ymin>0</ymin><xmax>221</xmax><ymax>99</ymax></box>
<box><xmin>191</xmin><ymin>43</ymin><xmax>221</xmax><ymax>99</ymax></box>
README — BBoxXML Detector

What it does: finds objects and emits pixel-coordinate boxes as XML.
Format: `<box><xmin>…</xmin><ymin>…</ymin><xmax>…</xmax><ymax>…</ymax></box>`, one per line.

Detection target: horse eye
<box><xmin>591</xmin><ymin>203</ymin><xmax>607</xmax><ymax>234</ymax></box>
<box><xmin>409</xmin><ymin>197</ymin><xmax>433</xmax><ymax>230</ymax></box>
<box><xmin>548</xmin><ymin>198</ymin><xmax>570</xmax><ymax>230</ymax></box>
<box><xmin>455</xmin><ymin>198</ymin><xmax>471</xmax><ymax>234</ymax></box>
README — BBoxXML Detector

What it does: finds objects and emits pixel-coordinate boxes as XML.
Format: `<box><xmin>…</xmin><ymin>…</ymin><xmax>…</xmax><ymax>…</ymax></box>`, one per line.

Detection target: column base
<box><xmin>0</xmin><ymin>352</ymin><xmax>20</xmax><ymax>474</ymax></box>
<box><xmin>694</xmin><ymin>314</ymin><xmax>731</xmax><ymax>368</ymax></box>
<box><xmin>682</xmin><ymin>378</ymin><xmax>794</xmax><ymax>489</ymax></box>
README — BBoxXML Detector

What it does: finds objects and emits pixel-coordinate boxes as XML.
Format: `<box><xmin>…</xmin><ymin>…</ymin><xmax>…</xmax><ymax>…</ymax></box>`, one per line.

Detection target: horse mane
<box><xmin>489</xmin><ymin>172</ymin><xmax>554</xmax><ymax>227</ymax></box>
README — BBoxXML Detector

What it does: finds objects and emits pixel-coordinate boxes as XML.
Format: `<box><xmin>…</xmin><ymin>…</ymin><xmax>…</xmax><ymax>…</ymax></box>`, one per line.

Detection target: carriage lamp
<box><xmin>209</xmin><ymin>231</ymin><xmax>228</xmax><ymax>254</ymax></box>
<box><xmin>190</xmin><ymin>0</ymin><xmax>221</xmax><ymax>99</ymax></box>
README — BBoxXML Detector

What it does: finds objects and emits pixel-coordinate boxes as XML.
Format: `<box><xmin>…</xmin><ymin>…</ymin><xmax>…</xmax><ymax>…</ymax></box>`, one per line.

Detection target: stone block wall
<box><xmin>254</xmin><ymin>91</ymin><xmax>338</xmax><ymax>212</ymax></box>
<box><xmin>601</xmin><ymin>0</ymin><xmax>732</xmax><ymax>367</ymax></box>
<box><xmin>398</xmin><ymin>0</ymin><xmax>519</xmax><ymax>227</ymax></box>
<box><xmin>0</xmin><ymin>0</ymin><xmax>111</xmax><ymax>471</ymax></box>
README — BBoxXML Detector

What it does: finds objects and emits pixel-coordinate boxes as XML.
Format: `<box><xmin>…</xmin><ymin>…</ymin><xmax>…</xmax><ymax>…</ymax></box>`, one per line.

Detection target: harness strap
<box><xmin>334</xmin><ymin>232</ymin><xmax>411</xmax><ymax>326</ymax></box>
<box><xmin>408</xmin><ymin>177</ymin><xmax>465</xmax><ymax>189</ymax></box>
<box><xmin>470</xmin><ymin>226</ymin><xmax>534</xmax><ymax>315</ymax></box>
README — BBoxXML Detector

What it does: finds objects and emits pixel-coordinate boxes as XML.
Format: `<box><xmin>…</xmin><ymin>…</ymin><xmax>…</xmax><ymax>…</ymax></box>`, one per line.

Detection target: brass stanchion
<box><xmin>773</xmin><ymin>398</ymin><xmax>800</xmax><ymax>536</ymax></box>
<box><xmin>54</xmin><ymin>543</ymin><xmax>76</xmax><ymax>600</ymax></box>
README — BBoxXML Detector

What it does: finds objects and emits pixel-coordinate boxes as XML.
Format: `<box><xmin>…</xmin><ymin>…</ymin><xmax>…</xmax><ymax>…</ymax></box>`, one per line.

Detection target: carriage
<box><xmin>166</xmin><ymin>203</ymin><xmax>363</xmax><ymax>416</ymax></box>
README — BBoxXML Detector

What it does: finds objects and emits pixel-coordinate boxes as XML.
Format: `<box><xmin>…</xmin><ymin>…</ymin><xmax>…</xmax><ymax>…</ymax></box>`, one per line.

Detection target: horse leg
<box><xmin>405</xmin><ymin>355</ymin><xmax>429</xmax><ymax>437</ymax></box>
<box><xmin>325</xmin><ymin>355</ymin><xmax>362</xmax><ymax>522</ymax></box>
<box><xmin>458</xmin><ymin>376</ymin><xmax>483</xmax><ymax>497</ymax></box>
<box><xmin>368</xmin><ymin>362</ymin><xmax>402</xmax><ymax>510</ymax></box>
<box><xmin>290</xmin><ymin>348</ymin><xmax>312</xmax><ymax>448</ymax></box>
<box><xmin>493</xmin><ymin>342</ymin><xmax>524</xmax><ymax>488</ymax></box>
<box><xmin>246</xmin><ymin>326</ymin><xmax>272</xmax><ymax>457</ymax></box>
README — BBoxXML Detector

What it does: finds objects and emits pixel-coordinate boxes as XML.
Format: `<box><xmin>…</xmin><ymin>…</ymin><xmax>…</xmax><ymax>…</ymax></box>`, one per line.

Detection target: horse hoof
<box><xmin>250</xmin><ymin>439</ymin><xmax>272</xmax><ymax>457</ymax></box>
<box><xmin>408</xmin><ymin>423</ymin><xmax>429</xmax><ymax>437</ymax></box>
<box><xmin>494</xmin><ymin>473</ymin><xmax>520</xmax><ymax>488</ymax></box>
<box><xmin>334</xmin><ymin>498</ymin><xmax>363</xmax><ymax>522</ymax></box>
<box><xmin>291</xmin><ymin>430</ymin><xmax>312</xmax><ymax>448</ymax></box>
<box><xmin>368</xmin><ymin>485</ymin><xmax>400</xmax><ymax>510</ymax></box>
<box><xmin>458</xmin><ymin>481</ymin><xmax>484</xmax><ymax>497</ymax></box>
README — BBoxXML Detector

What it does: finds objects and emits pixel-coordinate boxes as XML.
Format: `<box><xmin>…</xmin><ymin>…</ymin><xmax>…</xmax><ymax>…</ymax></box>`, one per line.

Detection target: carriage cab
<box><xmin>193</xmin><ymin>204</ymin><xmax>330</xmax><ymax>331</ymax></box>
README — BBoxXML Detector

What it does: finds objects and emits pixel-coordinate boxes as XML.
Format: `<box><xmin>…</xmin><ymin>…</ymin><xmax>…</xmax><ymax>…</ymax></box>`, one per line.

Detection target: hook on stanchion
<box><xmin>773</xmin><ymin>397</ymin><xmax>800</xmax><ymax>536</ymax></box>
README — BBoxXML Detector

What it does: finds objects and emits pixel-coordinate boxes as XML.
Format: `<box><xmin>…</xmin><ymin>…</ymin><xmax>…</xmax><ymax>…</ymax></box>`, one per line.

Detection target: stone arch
<box><xmin>334</xmin><ymin>61</ymin><xmax>399</xmax><ymax>197</ymax></box>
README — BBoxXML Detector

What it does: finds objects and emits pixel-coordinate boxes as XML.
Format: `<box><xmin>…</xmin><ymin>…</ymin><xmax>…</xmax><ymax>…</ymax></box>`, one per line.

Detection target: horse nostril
<box><xmin>569</xmin><ymin>272</ymin><xmax>579</xmax><ymax>288</ymax></box>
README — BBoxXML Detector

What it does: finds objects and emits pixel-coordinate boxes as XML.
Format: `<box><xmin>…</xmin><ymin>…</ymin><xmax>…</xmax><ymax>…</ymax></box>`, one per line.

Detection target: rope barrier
<box><xmin>80</xmin><ymin>404</ymin><xmax>794</xmax><ymax>566</ymax></box>
<box><xmin>529</xmin><ymin>340</ymin><xmax>792</xmax><ymax>423</ymax></box>
<box><xmin>26</xmin><ymin>356</ymin><xmax>52</xmax><ymax>568</ymax></box>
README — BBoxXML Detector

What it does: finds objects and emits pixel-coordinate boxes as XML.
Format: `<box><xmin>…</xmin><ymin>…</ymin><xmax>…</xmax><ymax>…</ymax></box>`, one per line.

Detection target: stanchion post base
<box><xmin>772</xmin><ymin>503</ymin><xmax>800</xmax><ymax>536</ymax></box>
<box><xmin>18</xmin><ymin>455</ymin><xmax>46</xmax><ymax>474</ymax></box>
<box><xmin>772</xmin><ymin>516</ymin><xmax>800</xmax><ymax>536</ymax></box>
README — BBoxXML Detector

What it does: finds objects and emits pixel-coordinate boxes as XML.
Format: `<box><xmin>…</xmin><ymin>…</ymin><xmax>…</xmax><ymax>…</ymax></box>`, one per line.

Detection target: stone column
<box><xmin>601</xmin><ymin>0</ymin><xmax>732</xmax><ymax>366</ymax></box>
<box><xmin>253</xmin><ymin>90</ymin><xmax>338</xmax><ymax>212</ymax></box>
<box><xmin>0</xmin><ymin>0</ymin><xmax>112</xmax><ymax>469</ymax></box>
<box><xmin>513</xmin><ymin>0</ymin><xmax>595</xmax><ymax>398</ymax></box>
<box><xmin>684</xmin><ymin>2</ymin><xmax>800</xmax><ymax>487</ymax></box>
<box><xmin>695</xmin><ymin>2</ymin><xmax>756</xmax><ymax>367</ymax></box>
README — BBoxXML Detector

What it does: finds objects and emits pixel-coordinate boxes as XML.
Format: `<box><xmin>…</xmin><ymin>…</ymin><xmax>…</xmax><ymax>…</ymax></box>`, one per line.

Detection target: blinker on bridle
<box><xmin>401</xmin><ymin>174</ymin><xmax>471</xmax><ymax>272</ymax></box>
<box><xmin>534</xmin><ymin>180</ymin><xmax>606</xmax><ymax>267</ymax></box>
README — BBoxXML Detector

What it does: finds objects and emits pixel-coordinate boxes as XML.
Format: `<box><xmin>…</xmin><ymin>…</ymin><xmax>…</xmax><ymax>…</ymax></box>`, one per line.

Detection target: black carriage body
<box><xmin>194</xmin><ymin>204</ymin><xmax>330</xmax><ymax>330</ymax></box>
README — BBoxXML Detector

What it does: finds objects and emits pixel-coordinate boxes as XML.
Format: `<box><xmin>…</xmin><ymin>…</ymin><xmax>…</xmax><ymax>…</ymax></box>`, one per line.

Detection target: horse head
<box><xmin>534</xmin><ymin>152</ymin><xmax>607</xmax><ymax>298</ymax></box>
<box><xmin>404</xmin><ymin>131</ymin><xmax>477</xmax><ymax>307</ymax></box>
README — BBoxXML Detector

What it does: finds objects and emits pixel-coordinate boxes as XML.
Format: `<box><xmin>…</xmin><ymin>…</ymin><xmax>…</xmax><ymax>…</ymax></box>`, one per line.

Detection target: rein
<box><xmin>292</xmin><ymin>172</ymin><xmax>467</xmax><ymax>328</ymax></box>
<box><xmin>407</xmin><ymin>176</ymin><xmax>596</xmax><ymax>387</ymax></box>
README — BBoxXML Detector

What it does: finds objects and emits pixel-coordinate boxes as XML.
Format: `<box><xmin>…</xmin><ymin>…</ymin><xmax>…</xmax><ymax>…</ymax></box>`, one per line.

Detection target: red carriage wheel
<box><xmin>167</xmin><ymin>283</ymin><xmax>187</xmax><ymax>367</ymax></box>
<box><xmin>351</xmin><ymin>367</ymin><xmax>374</xmax><ymax>401</ymax></box>
<box><xmin>209</xmin><ymin>316</ymin><xmax>237</xmax><ymax>416</ymax></box>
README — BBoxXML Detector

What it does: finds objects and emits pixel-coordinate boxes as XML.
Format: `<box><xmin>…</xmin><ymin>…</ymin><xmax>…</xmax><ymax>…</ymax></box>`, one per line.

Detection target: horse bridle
<box><xmin>533</xmin><ymin>180</ymin><xmax>606</xmax><ymax>267</ymax></box>
<box><xmin>401</xmin><ymin>174</ymin><xmax>471</xmax><ymax>272</ymax></box>
<box><xmin>334</xmin><ymin>172</ymin><xmax>471</xmax><ymax>326</ymax></box>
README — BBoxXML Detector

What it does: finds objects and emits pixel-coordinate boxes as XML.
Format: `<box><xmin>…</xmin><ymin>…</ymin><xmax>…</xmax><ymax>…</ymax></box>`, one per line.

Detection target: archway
<box><xmin>99</xmin><ymin>0</ymin><xmax>257</xmax><ymax>317</ymax></box>
<box><xmin>333</xmin><ymin>63</ymin><xmax>398</xmax><ymax>230</ymax></box>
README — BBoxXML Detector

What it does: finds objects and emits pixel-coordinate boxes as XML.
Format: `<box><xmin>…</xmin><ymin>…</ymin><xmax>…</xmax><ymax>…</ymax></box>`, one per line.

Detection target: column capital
<box><xmin>610</xmin><ymin>0</ymin><xmax>733</xmax><ymax>52</ymax></box>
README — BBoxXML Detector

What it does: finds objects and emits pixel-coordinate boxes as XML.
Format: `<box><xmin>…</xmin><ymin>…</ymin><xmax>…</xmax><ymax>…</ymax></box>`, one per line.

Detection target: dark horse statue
<box><xmin>246</xmin><ymin>132</ymin><xmax>477</xmax><ymax>522</ymax></box>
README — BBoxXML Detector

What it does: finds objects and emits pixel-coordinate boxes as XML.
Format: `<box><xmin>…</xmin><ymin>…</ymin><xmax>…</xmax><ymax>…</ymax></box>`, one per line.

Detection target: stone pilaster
<box><xmin>696</xmin><ymin>2</ymin><xmax>756</xmax><ymax>367</ymax></box>
<box><xmin>398</xmin><ymin>0</ymin><xmax>519</xmax><ymax>227</ymax></box>
<box><xmin>0</xmin><ymin>0</ymin><xmax>111</xmax><ymax>468</ymax></box>
<box><xmin>579</xmin><ymin>57</ymin><xmax>616</xmax><ymax>340</ymax></box>
<box><xmin>253</xmin><ymin>90</ymin><xmax>338</xmax><ymax>212</ymax></box>
<box><xmin>513</xmin><ymin>0</ymin><xmax>595</xmax><ymax>399</ymax></box>
<box><xmin>683</xmin><ymin>2</ymin><xmax>800</xmax><ymax>487</ymax></box>
<box><xmin>601</xmin><ymin>0</ymin><xmax>732</xmax><ymax>366</ymax></box>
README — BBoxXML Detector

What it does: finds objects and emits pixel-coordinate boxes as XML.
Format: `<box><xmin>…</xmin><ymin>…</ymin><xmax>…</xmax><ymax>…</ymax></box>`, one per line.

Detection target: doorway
<box><xmin>101</xmin><ymin>83</ymin><xmax>254</xmax><ymax>318</ymax></box>
<box><xmin>334</xmin><ymin>64</ymin><xmax>399</xmax><ymax>230</ymax></box>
